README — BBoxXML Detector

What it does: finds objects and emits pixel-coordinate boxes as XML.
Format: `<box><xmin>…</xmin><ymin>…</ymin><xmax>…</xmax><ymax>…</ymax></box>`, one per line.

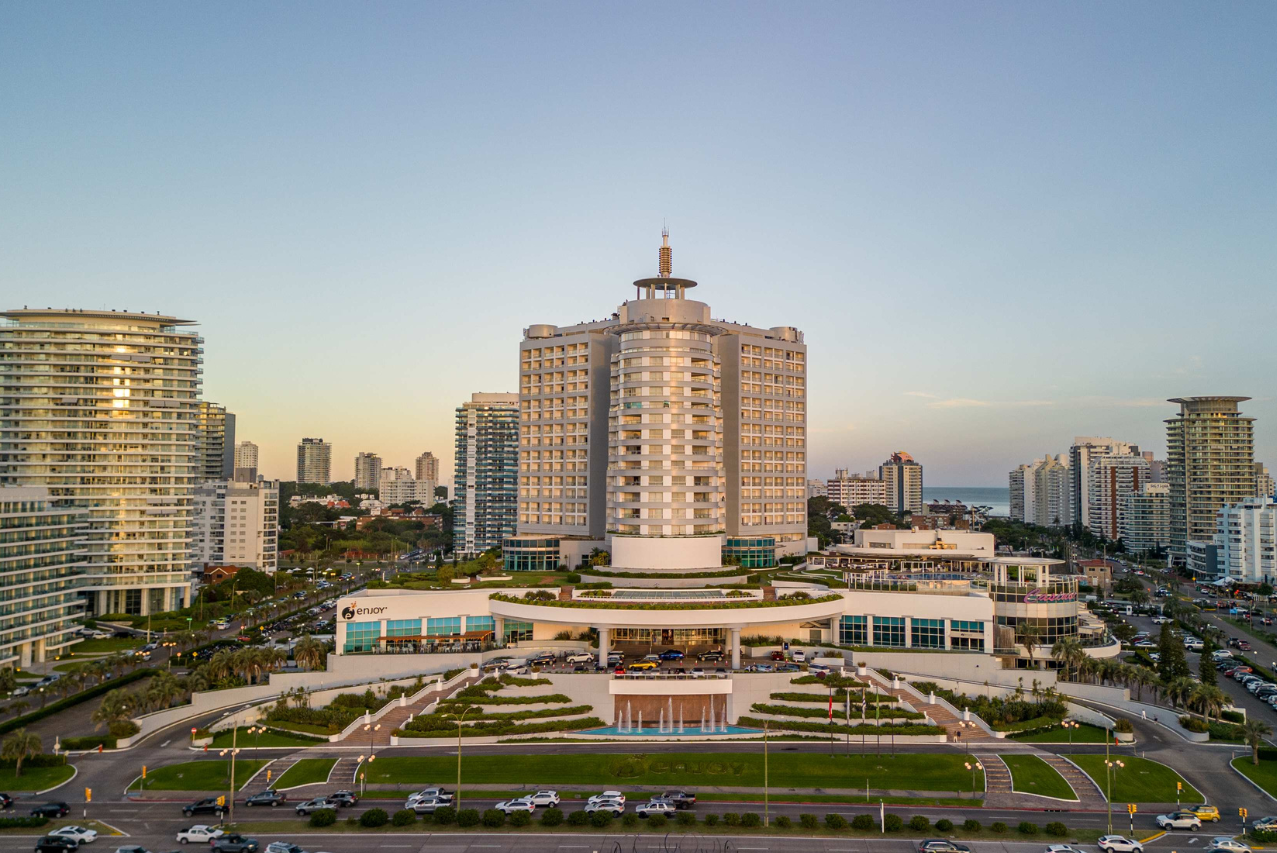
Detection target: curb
<box><xmin>1231</xmin><ymin>756</ymin><xmax>1277</xmax><ymax>802</ymax></box>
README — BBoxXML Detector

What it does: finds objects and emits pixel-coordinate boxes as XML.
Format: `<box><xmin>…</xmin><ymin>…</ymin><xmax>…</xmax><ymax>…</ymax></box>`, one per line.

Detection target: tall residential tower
<box><xmin>454</xmin><ymin>393</ymin><xmax>519</xmax><ymax>558</ymax></box>
<box><xmin>1166</xmin><ymin>396</ymin><xmax>1256</xmax><ymax>553</ymax></box>
<box><xmin>296</xmin><ymin>437</ymin><xmax>332</xmax><ymax>484</ymax></box>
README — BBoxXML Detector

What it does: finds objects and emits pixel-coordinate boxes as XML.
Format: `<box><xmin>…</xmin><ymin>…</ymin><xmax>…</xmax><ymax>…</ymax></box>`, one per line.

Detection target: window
<box><xmin>385</xmin><ymin>619</ymin><xmax>421</xmax><ymax>638</ymax></box>
<box><xmin>872</xmin><ymin>616</ymin><xmax>905</xmax><ymax>648</ymax></box>
<box><xmin>504</xmin><ymin>620</ymin><xmax>534</xmax><ymax>642</ymax></box>
<box><xmin>344</xmin><ymin>620</ymin><xmax>380</xmax><ymax>653</ymax></box>
<box><xmin>466</xmin><ymin>616</ymin><xmax>495</xmax><ymax>634</ymax></box>
<box><xmin>426</xmin><ymin>616</ymin><xmax>462</xmax><ymax>637</ymax></box>
<box><xmin>910</xmin><ymin>618</ymin><xmax>945</xmax><ymax>649</ymax></box>
<box><xmin>839</xmin><ymin>615</ymin><xmax>867</xmax><ymax>646</ymax></box>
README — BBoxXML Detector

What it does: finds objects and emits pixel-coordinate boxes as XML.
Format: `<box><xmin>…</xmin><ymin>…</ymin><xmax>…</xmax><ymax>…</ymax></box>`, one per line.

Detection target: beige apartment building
<box><xmin>1166</xmin><ymin>396</ymin><xmax>1256</xmax><ymax>553</ymax></box>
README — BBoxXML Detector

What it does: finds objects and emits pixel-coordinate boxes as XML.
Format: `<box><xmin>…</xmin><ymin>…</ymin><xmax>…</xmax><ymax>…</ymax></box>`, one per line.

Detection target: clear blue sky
<box><xmin>3</xmin><ymin>2</ymin><xmax>1275</xmax><ymax>485</ymax></box>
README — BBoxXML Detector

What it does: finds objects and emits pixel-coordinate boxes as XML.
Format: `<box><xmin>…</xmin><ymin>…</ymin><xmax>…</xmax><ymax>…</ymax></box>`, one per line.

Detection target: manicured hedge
<box><xmin>488</xmin><ymin>593</ymin><xmax>842</xmax><ymax>611</ymax></box>
<box><xmin>0</xmin><ymin>816</ymin><xmax>48</xmax><ymax>829</ymax></box>
<box><xmin>0</xmin><ymin>668</ymin><xmax>158</xmax><ymax>737</ymax></box>
<box><xmin>751</xmin><ymin>703</ymin><xmax>924</xmax><ymax>720</ymax></box>
<box><xmin>396</xmin><ymin>716</ymin><xmax>606</xmax><ymax>738</ymax></box>
<box><xmin>736</xmin><ymin>715</ymin><xmax>943</xmax><ymax>736</ymax></box>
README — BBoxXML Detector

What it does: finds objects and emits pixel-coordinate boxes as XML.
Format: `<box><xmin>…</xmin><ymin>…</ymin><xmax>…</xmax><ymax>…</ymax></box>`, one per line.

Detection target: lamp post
<box><xmin>445</xmin><ymin>708</ymin><xmax>474</xmax><ymax>810</ymax></box>
<box><xmin>1104</xmin><ymin>758</ymin><xmax>1125</xmax><ymax>833</ymax></box>
<box><xmin>219</xmin><ymin>730</ymin><xmax>242</xmax><ymax>824</ymax></box>
<box><xmin>363</xmin><ymin>722</ymin><xmax>381</xmax><ymax>755</ymax></box>
<box><xmin>763</xmin><ymin>720</ymin><xmax>769</xmax><ymax>827</ymax></box>
<box><xmin>1061</xmin><ymin>719</ymin><xmax>1079</xmax><ymax>749</ymax></box>
<box><xmin>964</xmin><ymin>760</ymin><xmax>982</xmax><ymax>798</ymax></box>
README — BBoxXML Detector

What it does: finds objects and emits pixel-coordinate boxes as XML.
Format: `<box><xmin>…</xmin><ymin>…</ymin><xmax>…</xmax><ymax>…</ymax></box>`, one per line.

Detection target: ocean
<box><xmin>922</xmin><ymin>486</ymin><xmax>1011</xmax><ymax>518</ymax></box>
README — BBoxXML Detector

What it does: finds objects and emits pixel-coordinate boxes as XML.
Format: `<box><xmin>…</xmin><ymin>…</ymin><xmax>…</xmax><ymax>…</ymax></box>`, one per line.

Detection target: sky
<box><xmin>2</xmin><ymin>2</ymin><xmax>1275</xmax><ymax>486</ymax></box>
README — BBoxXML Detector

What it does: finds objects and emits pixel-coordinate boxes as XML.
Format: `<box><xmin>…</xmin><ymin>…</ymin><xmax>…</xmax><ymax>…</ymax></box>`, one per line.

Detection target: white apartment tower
<box><xmin>1120</xmin><ymin>481</ymin><xmax>1171</xmax><ymax>554</ymax></box>
<box><xmin>1010</xmin><ymin>455</ymin><xmax>1072</xmax><ymax>527</ymax></box>
<box><xmin>1213</xmin><ymin>496</ymin><xmax>1277</xmax><ymax>584</ymax></box>
<box><xmin>827</xmin><ymin>468</ymin><xmax>887</xmax><ymax>509</ymax></box>
<box><xmin>454</xmin><ymin>393</ymin><xmax>520</xmax><ymax>557</ymax></box>
<box><xmin>296</xmin><ymin>437</ymin><xmax>332</xmax><ymax>484</ymax></box>
<box><xmin>191</xmin><ymin>479</ymin><xmax>279</xmax><ymax>572</ymax></box>
<box><xmin>196</xmin><ymin>401</ymin><xmax>235</xmax><ymax>481</ymax></box>
<box><xmin>234</xmin><ymin>440</ymin><xmax>258</xmax><ymax>482</ymax></box>
<box><xmin>354</xmin><ymin>452</ymin><xmax>382</xmax><ymax>491</ymax></box>
<box><xmin>514</xmin><ymin>232</ymin><xmax>807</xmax><ymax>563</ymax></box>
<box><xmin>1069</xmin><ymin>437</ymin><xmax>1139</xmax><ymax>529</ymax></box>
<box><xmin>0</xmin><ymin>308</ymin><xmax>202</xmax><ymax>615</ymax></box>
<box><xmin>879</xmin><ymin>452</ymin><xmax>923</xmax><ymax>515</ymax></box>
<box><xmin>1087</xmin><ymin>453</ymin><xmax>1150</xmax><ymax>540</ymax></box>
<box><xmin>380</xmin><ymin>466</ymin><xmax>434</xmax><ymax>505</ymax></box>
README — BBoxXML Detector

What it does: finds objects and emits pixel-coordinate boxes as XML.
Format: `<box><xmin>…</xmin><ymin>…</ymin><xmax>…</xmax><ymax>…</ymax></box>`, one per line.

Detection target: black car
<box><xmin>0</xmin><ymin>792</ymin><xmax>12</xmax><ymax>809</ymax></box>
<box><xmin>34</xmin><ymin>838</ymin><xmax>78</xmax><ymax>853</ymax></box>
<box><xmin>182</xmin><ymin>797</ymin><xmax>227</xmax><ymax>817</ymax></box>
<box><xmin>244</xmin><ymin>789</ymin><xmax>286</xmax><ymax>807</ymax></box>
<box><xmin>210</xmin><ymin>835</ymin><xmax>258</xmax><ymax>853</ymax></box>
<box><xmin>29</xmin><ymin>803</ymin><xmax>70</xmax><ymax>818</ymax></box>
<box><xmin>660</xmin><ymin>790</ymin><xmax>696</xmax><ymax>809</ymax></box>
<box><xmin>327</xmin><ymin>790</ymin><xmax>358</xmax><ymax>807</ymax></box>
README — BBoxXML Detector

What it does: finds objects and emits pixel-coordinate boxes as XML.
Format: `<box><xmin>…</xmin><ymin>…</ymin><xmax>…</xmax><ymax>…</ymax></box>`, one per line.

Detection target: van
<box><xmin>1124</xmin><ymin>605</ymin><xmax>1134</xmax><ymax>616</ymax></box>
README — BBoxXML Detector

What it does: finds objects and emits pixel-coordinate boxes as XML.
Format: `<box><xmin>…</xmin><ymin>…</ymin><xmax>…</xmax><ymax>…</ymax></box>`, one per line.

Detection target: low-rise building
<box><xmin>826</xmin><ymin>469</ymin><xmax>886</xmax><ymax>508</ymax></box>
<box><xmin>191</xmin><ymin>480</ymin><xmax>280</xmax><ymax>572</ymax></box>
<box><xmin>1213</xmin><ymin>496</ymin><xmax>1277</xmax><ymax>585</ymax></box>
<box><xmin>1074</xmin><ymin>558</ymin><xmax>1114</xmax><ymax>591</ymax></box>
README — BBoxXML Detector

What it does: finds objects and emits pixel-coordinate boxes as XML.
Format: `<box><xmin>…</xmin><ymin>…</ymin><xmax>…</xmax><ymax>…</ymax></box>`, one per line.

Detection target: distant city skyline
<box><xmin>4</xmin><ymin>3</ymin><xmax>1274</xmax><ymax>486</ymax></box>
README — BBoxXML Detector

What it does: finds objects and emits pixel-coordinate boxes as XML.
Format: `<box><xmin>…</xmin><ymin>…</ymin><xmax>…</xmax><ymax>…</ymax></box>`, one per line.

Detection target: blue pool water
<box><xmin>580</xmin><ymin>725</ymin><xmax>761</xmax><ymax>737</ymax></box>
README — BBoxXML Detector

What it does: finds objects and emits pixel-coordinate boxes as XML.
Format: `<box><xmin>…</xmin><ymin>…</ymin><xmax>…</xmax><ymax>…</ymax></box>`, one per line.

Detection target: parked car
<box><xmin>244</xmin><ymin>790</ymin><xmax>286</xmax><ymax>807</ymax></box>
<box><xmin>769</xmin><ymin>651</ymin><xmax>785</xmax><ymax>661</ymax></box>
<box><xmin>494</xmin><ymin>798</ymin><xmax>535</xmax><ymax>815</ymax></box>
<box><xmin>585</xmin><ymin>799</ymin><xmax>624</xmax><ymax>816</ymax></box>
<box><xmin>48</xmin><ymin>828</ymin><xmax>97</xmax><ymax>845</ymax></box>
<box><xmin>1155</xmin><ymin>811</ymin><xmax>1202</xmax><ymax>830</ymax></box>
<box><xmin>525</xmin><ymin>791</ymin><xmax>559</xmax><ymax>807</ymax></box>
<box><xmin>565</xmin><ymin>652</ymin><xmax>594</xmax><ymax>665</ymax></box>
<box><xmin>635</xmin><ymin>800</ymin><xmax>677</xmax><ymax>818</ymax></box>
<box><xmin>293</xmin><ymin>798</ymin><xmax>333</xmax><ymax>816</ymax></box>
<box><xmin>0</xmin><ymin>793</ymin><xmax>12</xmax><ymax>809</ymax></box>
<box><xmin>1046</xmin><ymin>847</ymin><xmax>1087</xmax><ymax>853</ymax></box>
<box><xmin>327</xmin><ymin>790</ymin><xmax>357</xmax><ymax>807</ymax></box>
<box><xmin>30</xmin><ymin>803</ymin><xmax>70</xmax><ymax>818</ymax></box>
<box><xmin>175</xmin><ymin>826</ymin><xmax>225</xmax><ymax>844</ymax></box>
<box><xmin>182</xmin><ymin>798</ymin><xmax>226</xmax><ymax>817</ymax></box>
<box><xmin>658</xmin><ymin>649</ymin><xmax>684</xmax><ymax>661</ymax></box>
<box><xmin>917</xmin><ymin>842</ymin><xmax>970</xmax><ymax>853</ymax></box>
<box><xmin>410</xmin><ymin>796</ymin><xmax>451</xmax><ymax>815</ymax></box>
<box><xmin>407</xmin><ymin>787</ymin><xmax>453</xmax><ymax>805</ymax></box>
<box><xmin>1098</xmin><ymin>836</ymin><xmax>1145</xmax><ymax>853</ymax></box>
<box><xmin>1191</xmin><ymin>805</ymin><xmax>1222</xmax><ymax>822</ymax></box>
<box><xmin>1207</xmin><ymin>839</ymin><xmax>1251</xmax><ymax>852</ymax></box>
<box><xmin>210</xmin><ymin>835</ymin><xmax>259</xmax><ymax>853</ymax></box>
<box><xmin>697</xmin><ymin>651</ymin><xmax>723</xmax><ymax>662</ymax></box>
<box><xmin>628</xmin><ymin>660</ymin><xmax>658</xmax><ymax>671</ymax></box>
<box><xmin>660</xmin><ymin>790</ymin><xmax>696</xmax><ymax>808</ymax></box>
<box><xmin>589</xmin><ymin>791</ymin><xmax>626</xmax><ymax>806</ymax></box>
<box><xmin>791</xmin><ymin>650</ymin><xmax>806</xmax><ymax>663</ymax></box>
<box><xmin>33</xmin><ymin>838</ymin><xmax>79</xmax><ymax>853</ymax></box>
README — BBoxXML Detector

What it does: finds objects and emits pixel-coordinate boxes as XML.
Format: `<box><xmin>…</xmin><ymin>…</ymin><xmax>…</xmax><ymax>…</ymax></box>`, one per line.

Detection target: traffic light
<box><xmin>1177</xmin><ymin>781</ymin><xmax>1182</xmax><ymax>791</ymax></box>
<box><xmin>141</xmin><ymin>766</ymin><xmax>147</xmax><ymax>779</ymax></box>
<box><xmin>266</xmin><ymin>770</ymin><xmax>272</xmax><ymax>783</ymax></box>
<box><xmin>1127</xmin><ymin>804</ymin><xmax>1136</xmax><ymax>814</ymax></box>
<box><xmin>1241</xmin><ymin>807</ymin><xmax>1249</xmax><ymax>818</ymax></box>
<box><xmin>85</xmin><ymin>788</ymin><xmax>91</xmax><ymax>803</ymax></box>
<box><xmin>217</xmin><ymin>796</ymin><xmax>226</xmax><ymax>806</ymax></box>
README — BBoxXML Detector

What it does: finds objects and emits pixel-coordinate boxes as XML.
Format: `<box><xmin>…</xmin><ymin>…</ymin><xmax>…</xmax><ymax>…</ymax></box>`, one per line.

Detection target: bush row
<box><xmin>0</xmin><ymin>668</ymin><xmax>157</xmax><ymax>738</ymax></box>
<box><xmin>395</xmin><ymin>716</ymin><xmax>607</xmax><ymax>738</ymax></box>
<box><xmin>750</xmin><ymin>703</ymin><xmax>925</xmax><ymax>721</ymax></box>
<box><xmin>402</xmin><ymin>705</ymin><xmax>594</xmax><ymax>731</ymax></box>
<box><xmin>736</xmin><ymin>715</ymin><xmax>944</xmax><ymax>736</ymax></box>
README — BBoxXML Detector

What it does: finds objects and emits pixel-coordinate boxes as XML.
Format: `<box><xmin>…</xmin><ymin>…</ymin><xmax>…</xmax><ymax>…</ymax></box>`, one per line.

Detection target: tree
<box><xmin>1129</xmin><ymin>586</ymin><xmax>1150</xmax><ymax>606</ymax></box>
<box><xmin>1016</xmin><ymin>623</ymin><xmax>1043</xmax><ymax>670</ymax></box>
<box><xmin>1111</xmin><ymin>622</ymin><xmax>1138</xmax><ymax>644</ymax></box>
<box><xmin>0</xmin><ymin>668</ymin><xmax>16</xmax><ymax>695</ymax></box>
<box><xmin>1188</xmin><ymin>684</ymin><xmax>1228</xmax><ymax>722</ymax></box>
<box><xmin>1165</xmin><ymin>677</ymin><xmax>1196</xmax><ymax>710</ymax></box>
<box><xmin>1244</xmin><ymin>718</ymin><xmax>1273</xmax><ymax>766</ymax></box>
<box><xmin>851</xmin><ymin>503</ymin><xmax>896</xmax><ymax>529</ymax></box>
<box><xmin>1050</xmin><ymin>638</ymin><xmax>1085</xmax><ymax>682</ymax></box>
<box><xmin>1</xmin><ymin>728</ymin><xmax>41</xmax><ymax>776</ymax></box>
<box><xmin>1157</xmin><ymin>623</ymin><xmax>1190</xmax><ymax>682</ymax></box>
<box><xmin>1199</xmin><ymin>636</ymin><xmax>1218</xmax><ymax>687</ymax></box>
<box><xmin>91</xmin><ymin>689</ymin><xmax>137</xmax><ymax>732</ymax></box>
<box><xmin>294</xmin><ymin>635</ymin><xmax>328</xmax><ymax>671</ymax></box>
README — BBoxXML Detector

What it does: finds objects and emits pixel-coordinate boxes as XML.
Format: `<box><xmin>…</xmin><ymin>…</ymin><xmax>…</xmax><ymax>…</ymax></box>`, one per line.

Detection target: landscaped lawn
<box><xmin>0</xmin><ymin>764</ymin><xmax>76</xmax><ymax>792</ymax></box>
<box><xmin>1011</xmin><ymin>722</ymin><xmax>1111</xmax><ymax>743</ymax></box>
<box><xmin>64</xmin><ymin>638</ymin><xmax>141</xmax><ymax>655</ymax></box>
<box><xmin>1231</xmin><ymin>756</ymin><xmax>1277</xmax><ymax>797</ymax></box>
<box><xmin>210</xmin><ymin>727</ymin><xmax>324</xmax><ymax>748</ymax></box>
<box><xmin>1065</xmin><ymin>754</ymin><xmax>1201</xmax><ymax>803</ymax></box>
<box><xmin>1003</xmin><ymin>755</ymin><xmax>1075</xmax><ymax>800</ymax></box>
<box><xmin>275</xmin><ymin>758</ymin><xmax>337</xmax><ymax>789</ymax></box>
<box><xmin>128</xmin><ymin>759</ymin><xmax>270</xmax><ymax>791</ymax></box>
<box><xmin>364</xmin><ymin>752</ymin><xmax>981</xmax><ymax>793</ymax></box>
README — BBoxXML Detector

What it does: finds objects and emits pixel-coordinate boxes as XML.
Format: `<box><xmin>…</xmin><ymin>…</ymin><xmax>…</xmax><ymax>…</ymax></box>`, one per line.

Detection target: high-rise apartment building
<box><xmin>826</xmin><ymin>468</ymin><xmax>887</xmax><ymax>509</ymax></box>
<box><xmin>1069</xmin><ymin>437</ymin><xmax>1140</xmax><ymax>528</ymax></box>
<box><xmin>354</xmin><ymin>452</ymin><xmax>382</xmax><ymax>491</ymax></box>
<box><xmin>296</xmin><ymin>438</ymin><xmax>332</xmax><ymax>484</ymax></box>
<box><xmin>234</xmin><ymin>440</ymin><xmax>259</xmax><ymax>482</ymax></box>
<box><xmin>512</xmin><ymin>231</ymin><xmax>807</xmax><ymax>563</ymax></box>
<box><xmin>879</xmin><ymin>452</ymin><xmax>923</xmax><ymax>515</ymax></box>
<box><xmin>1010</xmin><ymin>455</ymin><xmax>1072</xmax><ymax>527</ymax></box>
<box><xmin>1255</xmin><ymin>463</ymin><xmax>1274</xmax><ymax>499</ymax></box>
<box><xmin>415</xmin><ymin>451</ymin><xmax>439</xmax><ymax>485</ymax></box>
<box><xmin>1087</xmin><ymin>454</ymin><xmax>1149</xmax><ymax>540</ymax></box>
<box><xmin>191</xmin><ymin>479</ymin><xmax>279</xmax><ymax>572</ymax></box>
<box><xmin>454</xmin><ymin>393</ymin><xmax>519</xmax><ymax>558</ymax></box>
<box><xmin>0</xmin><ymin>308</ymin><xmax>202</xmax><ymax>615</ymax></box>
<box><xmin>1120</xmin><ymin>482</ymin><xmax>1171</xmax><ymax>555</ymax></box>
<box><xmin>0</xmin><ymin>486</ymin><xmax>86</xmax><ymax>666</ymax></box>
<box><xmin>1166</xmin><ymin>396</ymin><xmax>1256</xmax><ymax>554</ymax></box>
<box><xmin>1213</xmin><ymin>496</ymin><xmax>1276</xmax><ymax>584</ymax></box>
<box><xmin>379</xmin><ymin>466</ymin><xmax>434</xmax><ymax>505</ymax></box>
<box><xmin>196</xmin><ymin>401</ymin><xmax>235</xmax><ymax>481</ymax></box>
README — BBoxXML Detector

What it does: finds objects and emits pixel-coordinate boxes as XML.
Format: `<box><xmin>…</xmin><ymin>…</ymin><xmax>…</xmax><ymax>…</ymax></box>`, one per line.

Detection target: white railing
<box><xmin>328</xmin><ymin>673</ymin><xmax>460</xmax><ymax>742</ymax></box>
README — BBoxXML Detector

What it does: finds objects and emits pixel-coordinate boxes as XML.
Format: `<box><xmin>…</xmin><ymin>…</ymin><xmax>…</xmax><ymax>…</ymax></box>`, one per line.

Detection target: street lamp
<box><xmin>964</xmin><ymin>761</ymin><xmax>982</xmax><ymax>798</ymax></box>
<box><xmin>363</xmin><ymin>722</ymin><xmax>381</xmax><ymax>755</ymax></box>
<box><xmin>444</xmin><ymin>707</ymin><xmax>474</xmax><ymax>810</ymax></box>
<box><xmin>1061</xmin><ymin>719</ymin><xmax>1079</xmax><ymax>749</ymax></box>
<box><xmin>1104</xmin><ymin>759</ymin><xmax>1125</xmax><ymax>833</ymax></box>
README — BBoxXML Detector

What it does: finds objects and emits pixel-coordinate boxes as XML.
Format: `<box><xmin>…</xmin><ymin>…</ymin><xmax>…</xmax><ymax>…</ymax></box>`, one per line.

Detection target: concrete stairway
<box><xmin>874</xmin><ymin>678</ymin><xmax>996</xmax><ymax>743</ymax></box>
<box><xmin>975</xmin><ymin>753</ymin><xmax>1013</xmax><ymax>794</ymax></box>
<box><xmin>1041</xmin><ymin>753</ymin><xmax>1107</xmax><ymax>806</ymax></box>
<box><xmin>335</xmin><ymin>675</ymin><xmax>478</xmax><ymax>747</ymax></box>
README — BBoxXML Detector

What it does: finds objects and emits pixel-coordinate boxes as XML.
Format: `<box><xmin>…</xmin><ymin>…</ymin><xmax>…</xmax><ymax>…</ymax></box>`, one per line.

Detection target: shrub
<box><xmin>677</xmin><ymin>811</ymin><xmax>697</xmax><ymax>827</ymax></box>
<box><xmin>0</xmin><ymin>817</ymin><xmax>47</xmax><ymax>829</ymax></box>
<box><xmin>1017</xmin><ymin>821</ymin><xmax>1038</xmax><ymax>835</ymax></box>
<box><xmin>962</xmin><ymin>819</ymin><xmax>981</xmax><ymax>832</ymax></box>
<box><xmin>883</xmin><ymin>814</ymin><xmax>903</xmax><ymax>832</ymax></box>
<box><xmin>108</xmin><ymin>720</ymin><xmax>141</xmax><ymax>738</ymax></box>
<box><xmin>1045</xmin><ymin>822</ymin><xmax>1068</xmax><ymax>837</ymax></box>
<box><xmin>539</xmin><ymin>808</ymin><xmax>563</xmax><ymax>827</ymax></box>
<box><xmin>935</xmin><ymin>819</ymin><xmax>953</xmax><ymax>832</ymax></box>
<box><xmin>457</xmin><ymin>809</ymin><xmax>481</xmax><ymax>828</ymax></box>
<box><xmin>360</xmin><ymin>808</ymin><xmax>389</xmax><ymax>827</ymax></box>
<box><xmin>825</xmin><ymin>813</ymin><xmax>848</xmax><ymax>830</ymax></box>
<box><xmin>724</xmin><ymin>812</ymin><xmax>741</xmax><ymax>826</ymax></box>
<box><xmin>482</xmin><ymin>809</ymin><xmax>505</xmax><ymax>828</ymax></box>
<box><xmin>567</xmin><ymin>810</ymin><xmax>589</xmax><ymax>827</ymax></box>
<box><xmin>799</xmin><ymin>814</ymin><xmax>818</xmax><ymax>830</ymax></box>
<box><xmin>510</xmin><ymin>811</ymin><xmax>532</xmax><ymax>828</ymax></box>
<box><xmin>1222</xmin><ymin>709</ymin><xmax>1245</xmax><ymax>723</ymax></box>
<box><xmin>741</xmin><ymin>813</ymin><xmax>761</xmax><ymax>828</ymax></box>
<box><xmin>434</xmin><ymin>806</ymin><xmax>457</xmax><ymax>825</ymax></box>
<box><xmin>851</xmin><ymin>814</ymin><xmax>874</xmax><ymax>830</ymax></box>
<box><xmin>1179</xmin><ymin>715</ymin><xmax>1209</xmax><ymax>733</ymax></box>
<box><xmin>590</xmin><ymin>811</ymin><xmax>612</xmax><ymax>829</ymax></box>
<box><xmin>392</xmin><ymin>809</ymin><xmax>416</xmax><ymax>827</ymax></box>
<box><xmin>309</xmin><ymin>809</ymin><xmax>337</xmax><ymax>827</ymax></box>
<box><xmin>1252</xmin><ymin>829</ymin><xmax>1277</xmax><ymax>843</ymax></box>
<box><xmin>704</xmin><ymin>813</ymin><xmax>720</xmax><ymax>827</ymax></box>
<box><xmin>647</xmin><ymin>814</ymin><xmax>667</xmax><ymax>829</ymax></box>
<box><xmin>909</xmin><ymin>816</ymin><xmax>930</xmax><ymax>832</ymax></box>
<box><xmin>991</xmin><ymin>821</ymin><xmax>1008</xmax><ymax>834</ymax></box>
<box><xmin>346</xmin><ymin>816</ymin><xmax>357</xmax><ymax>825</ymax></box>
<box><xmin>774</xmin><ymin>816</ymin><xmax>792</xmax><ymax>829</ymax></box>
<box><xmin>623</xmin><ymin>812</ymin><xmax>641</xmax><ymax>827</ymax></box>
<box><xmin>1114</xmin><ymin>718</ymin><xmax>1134</xmax><ymax>733</ymax></box>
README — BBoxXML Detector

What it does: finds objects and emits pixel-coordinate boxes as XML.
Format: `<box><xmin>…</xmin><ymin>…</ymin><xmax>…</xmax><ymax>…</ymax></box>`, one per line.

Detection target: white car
<box><xmin>495</xmin><ymin>798</ymin><xmax>535</xmax><ymax>815</ymax></box>
<box><xmin>1098</xmin><ymin>836</ymin><xmax>1145</xmax><ymax>853</ymax></box>
<box><xmin>1047</xmin><ymin>847</ymin><xmax>1086</xmax><ymax>853</ymax></box>
<box><xmin>588</xmin><ymin>791</ymin><xmax>626</xmax><ymax>807</ymax></box>
<box><xmin>565</xmin><ymin>652</ymin><xmax>595</xmax><ymax>665</ymax></box>
<box><xmin>406</xmin><ymin>787</ymin><xmax>453</xmax><ymax>806</ymax></box>
<box><xmin>176</xmin><ymin>826</ymin><xmax>225</xmax><ymax>844</ymax></box>
<box><xmin>791</xmin><ymin>650</ymin><xmax>806</xmax><ymax>662</ymax></box>
<box><xmin>525</xmin><ymin>791</ymin><xmax>560</xmax><ymax>807</ymax></box>
<box><xmin>635</xmin><ymin>800</ymin><xmax>677</xmax><ymax>818</ymax></box>
<box><xmin>1156</xmin><ymin>811</ymin><xmax>1202</xmax><ymax>830</ymax></box>
<box><xmin>1208</xmin><ymin>839</ymin><xmax>1251</xmax><ymax>853</ymax></box>
<box><xmin>585</xmin><ymin>799</ymin><xmax>624</xmax><ymax>816</ymax></box>
<box><xmin>50</xmin><ymin>828</ymin><xmax>98</xmax><ymax>845</ymax></box>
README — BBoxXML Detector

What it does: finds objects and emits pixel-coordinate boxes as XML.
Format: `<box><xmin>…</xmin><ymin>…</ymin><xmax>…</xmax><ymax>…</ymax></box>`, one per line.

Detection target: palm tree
<box><xmin>7</xmin><ymin>700</ymin><xmax>30</xmax><ymax>720</ymax></box>
<box><xmin>91</xmin><ymin>689</ymin><xmax>136</xmax><ymax>733</ymax></box>
<box><xmin>1016</xmin><ymin>623</ymin><xmax>1044</xmax><ymax>670</ymax></box>
<box><xmin>1</xmin><ymin>728</ymin><xmax>42</xmax><ymax>777</ymax></box>
<box><xmin>293</xmin><ymin>635</ymin><xmax>326</xmax><ymax>671</ymax></box>
<box><xmin>1051</xmin><ymin>638</ymin><xmax>1085</xmax><ymax>682</ymax></box>
<box><xmin>1244</xmin><ymin>718</ymin><xmax>1273</xmax><ymax>766</ymax></box>
<box><xmin>1165</xmin><ymin>676</ymin><xmax>1196</xmax><ymax>709</ymax></box>
<box><xmin>146</xmin><ymin>672</ymin><xmax>184</xmax><ymax>711</ymax></box>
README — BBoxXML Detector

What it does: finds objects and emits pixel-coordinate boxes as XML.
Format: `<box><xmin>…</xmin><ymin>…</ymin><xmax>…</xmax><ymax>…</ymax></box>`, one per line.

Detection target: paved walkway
<box><xmin>334</xmin><ymin>675</ymin><xmax>479</xmax><ymax>747</ymax></box>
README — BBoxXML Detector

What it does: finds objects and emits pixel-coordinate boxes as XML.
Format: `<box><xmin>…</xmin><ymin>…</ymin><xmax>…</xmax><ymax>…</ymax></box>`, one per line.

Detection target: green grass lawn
<box><xmin>64</xmin><ymin>638</ymin><xmax>141</xmax><ymax>655</ymax></box>
<box><xmin>210</xmin><ymin>727</ymin><xmax>324</xmax><ymax>748</ymax></box>
<box><xmin>1231</xmin><ymin>756</ymin><xmax>1277</xmax><ymax>797</ymax></box>
<box><xmin>0</xmin><ymin>763</ymin><xmax>76</xmax><ymax>792</ymax></box>
<box><xmin>364</xmin><ymin>752</ymin><xmax>981</xmax><ymax>793</ymax></box>
<box><xmin>1066</xmin><ymin>754</ymin><xmax>1201</xmax><ymax>803</ymax></box>
<box><xmin>128</xmin><ymin>759</ymin><xmax>270</xmax><ymax>791</ymax></box>
<box><xmin>1011</xmin><ymin>722</ymin><xmax>1111</xmax><ymax>743</ymax></box>
<box><xmin>1003</xmin><ymin>755</ymin><xmax>1076</xmax><ymax>800</ymax></box>
<box><xmin>275</xmin><ymin>758</ymin><xmax>337</xmax><ymax>789</ymax></box>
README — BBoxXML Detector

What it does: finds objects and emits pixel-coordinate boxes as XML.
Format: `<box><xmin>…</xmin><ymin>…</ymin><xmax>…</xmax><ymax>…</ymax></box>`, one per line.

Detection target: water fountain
<box><xmin>638</xmin><ymin>711</ymin><xmax>643</xmax><ymax>732</ymax></box>
<box><xmin>700</xmin><ymin>708</ymin><xmax>706</xmax><ymax>732</ymax></box>
<box><xmin>658</xmin><ymin>707</ymin><xmax>666</xmax><ymax>734</ymax></box>
<box><xmin>678</xmin><ymin>705</ymin><xmax>684</xmax><ymax>734</ymax></box>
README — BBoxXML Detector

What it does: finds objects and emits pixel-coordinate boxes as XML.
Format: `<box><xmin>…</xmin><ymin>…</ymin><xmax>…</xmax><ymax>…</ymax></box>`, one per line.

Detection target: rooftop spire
<box><xmin>658</xmin><ymin>225</ymin><xmax>672</xmax><ymax>278</ymax></box>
